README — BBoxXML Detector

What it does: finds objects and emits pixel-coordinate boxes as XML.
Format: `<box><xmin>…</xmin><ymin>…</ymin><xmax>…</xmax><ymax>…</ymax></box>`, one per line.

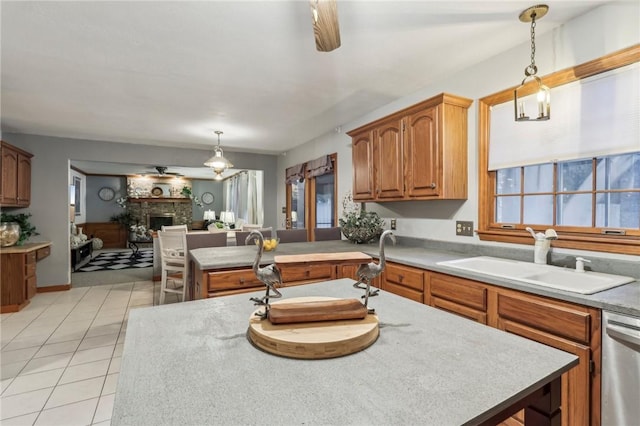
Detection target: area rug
<box><xmin>75</xmin><ymin>248</ymin><xmax>153</xmax><ymax>272</ymax></box>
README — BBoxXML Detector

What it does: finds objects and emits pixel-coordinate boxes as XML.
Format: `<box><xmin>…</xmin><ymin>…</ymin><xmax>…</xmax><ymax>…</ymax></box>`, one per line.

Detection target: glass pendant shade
<box><xmin>204</xmin><ymin>130</ymin><xmax>233</xmax><ymax>173</ymax></box>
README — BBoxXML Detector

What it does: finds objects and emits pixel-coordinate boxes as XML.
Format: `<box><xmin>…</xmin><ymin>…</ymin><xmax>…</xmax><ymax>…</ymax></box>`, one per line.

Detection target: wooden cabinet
<box><xmin>382</xmin><ymin>262</ymin><xmax>424</xmax><ymax>303</ymax></box>
<box><xmin>82</xmin><ymin>222</ymin><xmax>128</xmax><ymax>249</ymax></box>
<box><xmin>495</xmin><ymin>289</ymin><xmax>600</xmax><ymax>426</ymax></box>
<box><xmin>280</xmin><ymin>264</ymin><xmax>334</xmax><ymax>286</ymax></box>
<box><xmin>1</xmin><ymin>243</ymin><xmax>52</xmax><ymax>313</ymax></box>
<box><xmin>1</xmin><ymin>141</ymin><xmax>33</xmax><ymax>207</ymax></box>
<box><xmin>71</xmin><ymin>240</ymin><xmax>94</xmax><ymax>271</ymax></box>
<box><xmin>351</xmin><ymin>131</ymin><xmax>375</xmax><ymax>201</ymax></box>
<box><xmin>426</xmin><ymin>272</ymin><xmax>488</xmax><ymax>324</ymax></box>
<box><xmin>347</xmin><ymin>93</ymin><xmax>472</xmax><ymax>202</ymax></box>
<box><xmin>413</xmin><ymin>271</ymin><xmax>600</xmax><ymax>426</ymax></box>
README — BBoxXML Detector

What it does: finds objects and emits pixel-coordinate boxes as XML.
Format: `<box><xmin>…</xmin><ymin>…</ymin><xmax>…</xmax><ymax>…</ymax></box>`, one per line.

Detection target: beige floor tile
<box><xmin>0</xmin><ymin>360</ymin><xmax>28</xmax><ymax>380</ymax></box>
<box><xmin>93</xmin><ymin>393</ymin><xmax>115</xmax><ymax>424</ymax></box>
<box><xmin>36</xmin><ymin>397</ymin><xmax>99</xmax><ymax>426</ymax></box>
<box><xmin>3</xmin><ymin>334</ymin><xmax>51</xmax><ymax>351</ymax></box>
<box><xmin>78</xmin><ymin>333</ymin><xmax>119</xmax><ymax>351</ymax></box>
<box><xmin>34</xmin><ymin>340</ymin><xmax>81</xmax><ymax>358</ymax></box>
<box><xmin>21</xmin><ymin>353</ymin><xmax>73</xmax><ymax>376</ymax></box>
<box><xmin>107</xmin><ymin>357</ymin><xmax>121</xmax><ymax>375</ymax></box>
<box><xmin>0</xmin><ymin>387</ymin><xmax>53</xmax><ymax>420</ymax></box>
<box><xmin>112</xmin><ymin>343</ymin><xmax>124</xmax><ymax>358</ymax></box>
<box><xmin>91</xmin><ymin>315</ymin><xmax>124</xmax><ymax>328</ymax></box>
<box><xmin>0</xmin><ymin>411</ymin><xmax>39</xmax><ymax>425</ymax></box>
<box><xmin>0</xmin><ymin>346</ymin><xmax>39</xmax><ymax>365</ymax></box>
<box><xmin>101</xmin><ymin>373</ymin><xmax>118</xmax><ymax>396</ymax></box>
<box><xmin>44</xmin><ymin>376</ymin><xmax>104</xmax><ymax>410</ymax></box>
<box><xmin>3</xmin><ymin>368</ymin><xmax>64</xmax><ymax>396</ymax></box>
<box><xmin>65</xmin><ymin>310</ymin><xmax>98</xmax><ymax>322</ymax></box>
<box><xmin>92</xmin><ymin>420</ymin><xmax>111</xmax><ymax>426</ymax></box>
<box><xmin>46</xmin><ymin>329</ymin><xmax>88</xmax><ymax>345</ymax></box>
<box><xmin>85</xmin><ymin>324</ymin><xmax>122</xmax><ymax>338</ymax></box>
<box><xmin>68</xmin><ymin>346</ymin><xmax>114</xmax><ymax>367</ymax></box>
<box><xmin>59</xmin><ymin>359</ymin><xmax>110</xmax><ymax>385</ymax></box>
<box><xmin>1</xmin><ymin>377</ymin><xmax>14</xmax><ymax>395</ymax></box>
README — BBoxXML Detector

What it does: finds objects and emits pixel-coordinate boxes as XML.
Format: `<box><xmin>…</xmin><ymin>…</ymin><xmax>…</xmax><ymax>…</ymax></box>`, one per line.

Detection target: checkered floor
<box><xmin>76</xmin><ymin>249</ymin><xmax>153</xmax><ymax>272</ymax></box>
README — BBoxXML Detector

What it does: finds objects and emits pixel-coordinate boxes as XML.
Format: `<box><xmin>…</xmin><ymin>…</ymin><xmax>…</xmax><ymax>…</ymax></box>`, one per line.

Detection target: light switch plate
<box><xmin>456</xmin><ymin>221</ymin><xmax>474</xmax><ymax>237</ymax></box>
<box><xmin>390</xmin><ymin>219</ymin><xmax>397</xmax><ymax>230</ymax></box>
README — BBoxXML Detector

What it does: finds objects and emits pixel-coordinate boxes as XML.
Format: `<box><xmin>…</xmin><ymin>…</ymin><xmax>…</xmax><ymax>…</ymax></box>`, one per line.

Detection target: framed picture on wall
<box><xmin>73</xmin><ymin>176</ymin><xmax>82</xmax><ymax>216</ymax></box>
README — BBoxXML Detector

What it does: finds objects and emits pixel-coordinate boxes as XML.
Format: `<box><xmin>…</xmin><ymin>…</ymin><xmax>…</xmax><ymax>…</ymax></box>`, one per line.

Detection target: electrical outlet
<box><xmin>390</xmin><ymin>219</ymin><xmax>397</xmax><ymax>230</ymax></box>
<box><xmin>456</xmin><ymin>221</ymin><xmax>474</xmax><ymax>237</ymax></box>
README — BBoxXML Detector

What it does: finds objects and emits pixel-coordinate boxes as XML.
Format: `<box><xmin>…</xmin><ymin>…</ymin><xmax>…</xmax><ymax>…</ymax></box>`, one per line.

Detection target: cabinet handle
<box><xmin>239</xmin><ymin>278</ymin><xmax>245</xmax><ymax>284</ymax></box>
<box><xmin>399</xmin><ymin>275</ymin><xmax>404</xmax><ymax>282</ymax></box>
<box><xmin>429</xmin><ymin>183</ymin><xmax>436</xmax><ymax>189</ymax></box>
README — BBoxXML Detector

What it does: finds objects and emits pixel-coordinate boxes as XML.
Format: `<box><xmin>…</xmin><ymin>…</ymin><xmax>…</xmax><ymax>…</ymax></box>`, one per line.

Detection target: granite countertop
<box><xmin>112</xmin><ymin>280</ymin><xmax>577</xmax><ymax>426</ymax></box>
<box><xmin>189</xmin><ymin>240</ymin><xmax>640</xmax><ymax>317</ymax></box>
<box><xmin>0</xmin><ymin>241</ymin><xmax>52</xmax><ymax>254</ymax></box>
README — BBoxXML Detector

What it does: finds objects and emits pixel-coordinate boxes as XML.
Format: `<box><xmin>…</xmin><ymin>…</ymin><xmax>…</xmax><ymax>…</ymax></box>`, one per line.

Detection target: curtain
<box><xmin>285</xmin><ymin>163</ymin><xmax>305</xmax><ymax>184</ymax></box>
<box><xmin>223</xmin><ymin>171</ymin><xmax>264</xmax><ymax>225</ymax></box>
<box><xmin>489</xmin><ymin>62</ymin><xmax>640</xmax><ymax>170</ymax></box>
<box><xmin>306</xmin><ymin>155</ymin><xmax>333</xmax><ymax>177</ymax></box>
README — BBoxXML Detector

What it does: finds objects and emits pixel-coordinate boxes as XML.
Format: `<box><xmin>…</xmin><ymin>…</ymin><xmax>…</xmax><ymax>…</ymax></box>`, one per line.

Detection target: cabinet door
<box><xmin>406</xmin><ymin>107</ymin><xmax>439</xmax><ymax>197</ymax></box>
<box><xmin>383</xmin><ymin>262</ymin><xmax>424</xmax><ymax>303</ymax></box>
<box><xmin>351</xmin><ymin>131</ymin><xmax>375</xmax><ymax>201</ymax></box>
<box><xmin>496</xmin><ymin>291</ymin><xmax>599</xmax><ymax>426</ymax></box>
<box><xmin>17</xmin><ymin>153</ymin><xmax>31</xmax><ymax>206</ymax></box>
<box><xmin>1</xmin><ymin>145</ymin><xmax>19</xmax><ymax>205</ymax></box>
<box><xmin>374</xmin><ymin>120</ymin><xmax>404</xmax><ymax>199</ymax></box>
<box><xmin>427</xmin><ymin>272</ymin><xmax>488</xmax><ymax>324</ymax></box>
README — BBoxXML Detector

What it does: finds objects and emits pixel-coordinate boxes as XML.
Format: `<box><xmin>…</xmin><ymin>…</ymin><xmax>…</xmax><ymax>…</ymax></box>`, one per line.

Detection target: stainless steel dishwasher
<box><xmin>601</xmin><ymin>311</ymin><xmax>640</xmax><ymax>425</ymax></box>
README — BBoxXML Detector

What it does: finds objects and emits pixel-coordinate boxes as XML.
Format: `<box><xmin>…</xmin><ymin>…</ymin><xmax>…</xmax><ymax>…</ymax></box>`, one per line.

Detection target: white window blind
<box><xmin>489</xmin><ymin>62</ymin><xmax>640</xmax><ymax>170</ymax></box>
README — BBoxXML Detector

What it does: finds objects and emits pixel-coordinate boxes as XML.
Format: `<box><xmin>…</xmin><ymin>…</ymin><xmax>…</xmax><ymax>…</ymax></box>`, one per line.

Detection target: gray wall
<box><xmin>86</xmin><ymin>175</ymin><xmax>127</xmax><ymax>222</ymax></box>
<box><xmin>191</xmin><ymin>179</ymin><xmax>224</xmax><ymax>220</ymax></box>
<box><xmin>1</xmin><ymin>133</ymin><xmax>278</xmax><ymax>287</ymax></box>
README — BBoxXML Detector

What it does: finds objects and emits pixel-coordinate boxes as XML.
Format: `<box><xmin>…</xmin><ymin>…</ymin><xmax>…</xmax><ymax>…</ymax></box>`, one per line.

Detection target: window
<box><xmin>285</xmin><ymin>154</ymin><xmax>337</xmax><ymax>240</ymax></box>
<box><xmin>478</xmin><ymin>46</ymin><xmax>640</xmax><ymax>255</ymax></box>
<box><xmin>495</xmin><ymin>153</ymin><xmax>640</xmax><ymax>229</ymax></box>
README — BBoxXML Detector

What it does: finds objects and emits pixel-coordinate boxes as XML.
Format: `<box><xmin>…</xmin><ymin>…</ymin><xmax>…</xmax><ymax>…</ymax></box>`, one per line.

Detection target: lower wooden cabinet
<box><xmin>427</xmin><ymin>272</ymin><xmax>488</xmax><ymax>324</ymax></box>
<box><xmin>82</xmin><ymin>222</ymin><xmax>127</xmax><ymax>249</ymax></box>
<box><xmin>1</xmin><ymin>243</ymin><xmax>52</xmax><ymax>313</ymax></box>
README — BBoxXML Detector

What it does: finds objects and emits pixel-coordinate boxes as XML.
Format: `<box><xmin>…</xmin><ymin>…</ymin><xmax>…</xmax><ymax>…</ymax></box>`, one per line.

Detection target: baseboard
<box><xmin>1</xmin><ymin>299</ymin><xmax>30</xmax><ymax>313</ymax></box>
<box><xmin>37</xmin><ymin>284</ymin><xmax>72</xmax><ymax>293</ymax></box>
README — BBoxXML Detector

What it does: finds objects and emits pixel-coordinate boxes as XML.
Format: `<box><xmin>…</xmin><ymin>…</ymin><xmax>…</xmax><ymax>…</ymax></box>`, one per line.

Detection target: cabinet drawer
<box><xmin>431</xmin><ymin>298</ymin><xmax>487</xmax><ymax>324</ymax></box>
<box><xmin>497</xmin><ymin>292</ymin><xmax>592</xmax><ymax>345</ymax></box>
<box><xmin>385</xmin><ymin>263</ymin><xmax>423</xmax><ymax>291</ymax></box>
<box><xmin>25</xmin><ymin>262</ymin><xmax>36</xmax><ymax>278</ymax></box>
<box><xmin>384</xmin><ymin>281</ymin><xmax>423</xmax><ymax>303</ymax></box>
<box><xmin>280</xmin><ymin>264</ymin><xmax>333</xmax><ymax>284</ymax></box>
<box><xmin>208</xmin><ymin>269</ymin><xmax>263</xmax><ymax>291</ymax></box>
<box><xmin>25</xmin><ymin>251</ymin><xmax>36</xmax><ymax>264</ymax></box>
<box><xmin>430</xmin><ymin>273</ymin><xmax>487</xmax><ymax>311</ymax></box>
<box><xmin>36</xmin><ymin>246</ymin><xmax>51</xmax><ymax>260</ymax></box>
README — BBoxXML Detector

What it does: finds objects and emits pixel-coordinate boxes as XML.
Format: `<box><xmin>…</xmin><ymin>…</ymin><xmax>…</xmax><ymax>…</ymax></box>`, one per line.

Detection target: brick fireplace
<box><xmin>127</xmin><ymin>199</ymin><xmax>192</xmax><ymax>231</ymax></box>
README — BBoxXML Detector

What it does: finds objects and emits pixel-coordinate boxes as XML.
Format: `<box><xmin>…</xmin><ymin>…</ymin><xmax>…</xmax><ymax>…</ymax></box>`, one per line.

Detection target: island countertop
<box><xmin>113</xmin><ymin>279</ymin><xmax>577</xmax><ymax>426</ymax></box>
<box><xmin>189</xmin><ymin>241</ymin><xmax>640</xmax><ymax>317</ymax></box>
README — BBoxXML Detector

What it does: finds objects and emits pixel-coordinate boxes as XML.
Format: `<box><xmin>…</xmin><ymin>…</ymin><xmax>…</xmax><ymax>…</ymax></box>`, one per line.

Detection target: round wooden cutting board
<box><xmin>247</xmin><ymin>297</ymin><xmax>379</xmax><ymax>359</ymax></box>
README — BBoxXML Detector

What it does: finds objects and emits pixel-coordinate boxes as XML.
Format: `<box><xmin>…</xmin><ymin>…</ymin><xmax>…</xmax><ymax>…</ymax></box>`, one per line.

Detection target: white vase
<box><xmin>77</xmin><ymin>227</ymin><xmax>88</xmax><ymax>242</ymax></box>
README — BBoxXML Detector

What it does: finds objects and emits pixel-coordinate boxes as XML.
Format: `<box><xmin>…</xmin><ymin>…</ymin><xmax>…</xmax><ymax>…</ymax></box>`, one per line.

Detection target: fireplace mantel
<box><xmin>128</xmin><ymin>198</ymin><xmax>191</xmax><ymax>203</ymax></box>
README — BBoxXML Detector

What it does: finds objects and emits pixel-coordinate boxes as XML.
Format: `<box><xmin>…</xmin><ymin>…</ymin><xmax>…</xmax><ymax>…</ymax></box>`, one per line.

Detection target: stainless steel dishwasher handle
<box><xmin>606</xmin><ymin>323</ymin><xmax>640</xmax><ymax>347</ymax></box>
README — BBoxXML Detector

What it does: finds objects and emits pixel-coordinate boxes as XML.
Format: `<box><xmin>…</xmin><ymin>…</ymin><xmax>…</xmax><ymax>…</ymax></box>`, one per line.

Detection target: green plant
<box><xmin>110</xmin><ymin>211</ymin><xmax>135</xmax><ymax>228</ymax></box>
<box><xmin>338</xmin><ymin>192</ymin><xmax>384</xmax><ymax>244</ymax></box>
<box><xmin>0</xmin><ymin>212</ymin><xmax>39</xmax><ymax>245</ymax></box>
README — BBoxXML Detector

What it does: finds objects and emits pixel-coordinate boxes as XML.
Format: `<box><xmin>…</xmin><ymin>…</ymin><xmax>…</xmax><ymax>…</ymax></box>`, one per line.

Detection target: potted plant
<box><xmin>0</xmin><ymin>212</ymin><xmax>39</xmax><ymax>246</ymax></box>
<box><xmin>110</xmin><ymin>211</ymin><xmax>135</xmax><ymax>229</ymax></box>
<box><xmin>339</xmin><ymin>192</ymin><xmax>384</xmax><ymax>244</ymax></box>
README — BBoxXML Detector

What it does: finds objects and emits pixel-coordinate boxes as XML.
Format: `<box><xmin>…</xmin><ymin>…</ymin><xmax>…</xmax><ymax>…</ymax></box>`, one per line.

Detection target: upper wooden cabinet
<box><xmin>1</xmin><ymin>141</ymin><xmax>33</xmax><ymax>207</ymax></box>
<box><xmin>348</xmin><ymin>93</ymin><xmax>472</xmax><ymax>202</ymax></box>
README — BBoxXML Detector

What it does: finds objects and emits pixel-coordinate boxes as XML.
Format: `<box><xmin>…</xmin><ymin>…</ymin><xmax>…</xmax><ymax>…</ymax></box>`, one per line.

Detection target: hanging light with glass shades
<box><xmin>204</xmin><ymin>130</ymin><xmax>233</xmax><ymax>175</ymax></box>
<box><xmin>514</xmin><ymin>4</ymin><xmax>550</xmax><ymax>122</ymax></box>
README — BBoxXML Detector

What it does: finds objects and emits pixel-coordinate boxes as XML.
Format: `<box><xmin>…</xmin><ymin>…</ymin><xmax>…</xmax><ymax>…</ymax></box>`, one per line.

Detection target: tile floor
<box><xmin>1</xmin><ymin>279</ymin><xmax>180</xmax><ymax>425</ymax></box>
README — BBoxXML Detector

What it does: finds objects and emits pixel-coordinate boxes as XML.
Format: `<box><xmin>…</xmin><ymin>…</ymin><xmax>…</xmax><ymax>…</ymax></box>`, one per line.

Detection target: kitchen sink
<box><xmin>437</xmin><ymin>256</ymin><xmax>636</xmax><ymax>294</ymax></box>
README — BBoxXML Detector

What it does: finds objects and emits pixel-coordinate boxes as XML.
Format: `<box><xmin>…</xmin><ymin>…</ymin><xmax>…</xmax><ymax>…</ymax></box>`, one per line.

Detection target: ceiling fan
<box><xmin>309</xmin><ymin>0</ymin><xmax>341</xmax><ymax>52</ymax></box>
<box><xmin>144</xmin><ymin>166</ymin><xmax>183</xmax><ymax>177</ymax></box>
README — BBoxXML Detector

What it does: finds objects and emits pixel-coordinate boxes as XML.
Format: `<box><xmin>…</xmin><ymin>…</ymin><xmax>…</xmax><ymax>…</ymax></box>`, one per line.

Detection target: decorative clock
<box><xmin>98</xmin><ymin>187</ymin><xmax>116</xmax><ymax>201</ymax></box>
<box><xmin>201</xmin><ymin>192</ymin><xmax>215</xmax><ymax>205</ymax></box>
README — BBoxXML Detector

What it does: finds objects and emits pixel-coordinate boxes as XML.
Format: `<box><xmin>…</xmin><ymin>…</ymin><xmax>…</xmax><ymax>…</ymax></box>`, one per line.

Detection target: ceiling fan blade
<box><xmin>310</xmin><ymin>0</ymin><xmax>341</xmax><ymax>52</ymax></box>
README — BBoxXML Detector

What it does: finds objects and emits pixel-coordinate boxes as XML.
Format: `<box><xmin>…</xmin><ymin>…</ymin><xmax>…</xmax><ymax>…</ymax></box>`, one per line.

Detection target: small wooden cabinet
<box><xmin>347</xmin><ymin>93</ymin><xmax>472</xmax><ymax>202</ymax></box>
<box><xmin>82</xmin><ymin>222</ymin><xmax>128</xmax><ymax>249</ymax></box>
<box><xmin>71</xmin><ymin>240</ymin><xmax>93</xmax><ymax>271</ymax></box>
<box><xmin>1</xmin><ymin>141</ymin><xmax>33</xmax><ymax>207</ymax></box>
<box><xmin>1</xmin><ymin>243</ymin><xmax>51</xmax><ymax>313</ymax></box>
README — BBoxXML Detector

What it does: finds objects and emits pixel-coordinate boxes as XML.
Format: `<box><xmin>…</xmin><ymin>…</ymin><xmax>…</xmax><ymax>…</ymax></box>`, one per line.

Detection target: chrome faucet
<box><xmin>525</xmin><ymin>227</ymin><xmax>558</xmax><ymax>264</ymax></box>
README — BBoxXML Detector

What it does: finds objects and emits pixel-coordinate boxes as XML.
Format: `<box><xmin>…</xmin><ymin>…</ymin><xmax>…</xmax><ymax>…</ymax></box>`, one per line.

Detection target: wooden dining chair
<box><xmin>276</xmin><ymin>228</ymin><xmax>308</xmax><ymax>243</ymax></box>
<box><xmin>314</xmin><ymin>227</ymin><xmax>342</xmax><ymax>241</ymax></box>
<box><xmin>235</xmin><ymin>229</ymin><xmax>272</xmax><ymax>246</ymax></box>
<box><xmin>161</xmin><ymin>224</ymin><xmax>188</xmax><ymax>232</ymax></box>
<box><xmin>157</xmin><ymin>230</ymin><xmax>188</xmax><ymax>304</ymax></box>
<box><xmin>186</xmin><ymin>232</ymin><xmax>227</xmax><ymax>250</ymax></box>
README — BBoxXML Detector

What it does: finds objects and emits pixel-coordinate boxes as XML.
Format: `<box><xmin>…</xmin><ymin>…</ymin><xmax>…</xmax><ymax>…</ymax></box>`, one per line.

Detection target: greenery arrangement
<box><xmin>110</xmin><ymin>211</ymin><xmax>136</xmax><ymax>228</ymax></box>
<box><xmin>0</xmin><ymin>212</ymin><xmax>39</xmax><ymax>245</ymax></box>
<box><xmin>339</xmin><ymin>192</ymin><xmax>384</xmax><ymax>244</ymax></box>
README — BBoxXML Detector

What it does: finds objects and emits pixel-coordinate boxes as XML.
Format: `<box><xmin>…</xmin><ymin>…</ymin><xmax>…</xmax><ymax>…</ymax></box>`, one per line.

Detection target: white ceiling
<box><xmin>2</xmin><ymin>0</ymin><xmax>611</xmax><ymax>160</ymax></box>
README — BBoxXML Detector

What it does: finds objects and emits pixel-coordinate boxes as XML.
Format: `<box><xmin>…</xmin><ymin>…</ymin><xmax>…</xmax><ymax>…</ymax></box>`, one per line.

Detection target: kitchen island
<box><xmin>113</xmin><ymin>279</ymin><xmax>578</xmax><ymax>425</ymax></box>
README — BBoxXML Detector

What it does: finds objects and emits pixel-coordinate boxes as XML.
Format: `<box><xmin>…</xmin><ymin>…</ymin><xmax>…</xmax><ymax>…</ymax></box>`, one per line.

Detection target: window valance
<box><xmin>489</xmin><ymin>62</ymin><xmax>639</xmax><ymax>170</ymax></box>
<box><xmin>285</xmin><ymin>163</ymin><xmax>305</xmax><ymax>184</ymax></box>
<box><xmin>306</xmin><ymin>155</ymin><xmax>333</xmax><ymax>178</ymax></box>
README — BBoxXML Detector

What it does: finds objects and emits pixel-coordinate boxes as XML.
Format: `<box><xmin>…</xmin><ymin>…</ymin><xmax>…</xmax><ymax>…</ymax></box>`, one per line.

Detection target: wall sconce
<box><xmin>514</xmin><ymin>4</ymin><xmax>550</xmax><ymax>122</ymax></box>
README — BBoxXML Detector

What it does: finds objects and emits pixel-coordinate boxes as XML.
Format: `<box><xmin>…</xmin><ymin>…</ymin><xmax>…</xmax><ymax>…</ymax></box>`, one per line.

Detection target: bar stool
<box><xmin>157</xmin><ymin>230</ymin><xmax>188</xmax><ymax>304</ymax></box>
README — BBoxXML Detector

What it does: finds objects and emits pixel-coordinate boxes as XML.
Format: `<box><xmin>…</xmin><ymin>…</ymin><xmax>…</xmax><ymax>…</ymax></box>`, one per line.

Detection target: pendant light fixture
<box><xmin>514</xmin><ymin>4</ymin><xmax>550</xmax><ymax>122</ymax></box>
<box><xmin>204</xmin><ymin>130</ymin><xmax>233</xmax><ymax>175</ymax></box>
